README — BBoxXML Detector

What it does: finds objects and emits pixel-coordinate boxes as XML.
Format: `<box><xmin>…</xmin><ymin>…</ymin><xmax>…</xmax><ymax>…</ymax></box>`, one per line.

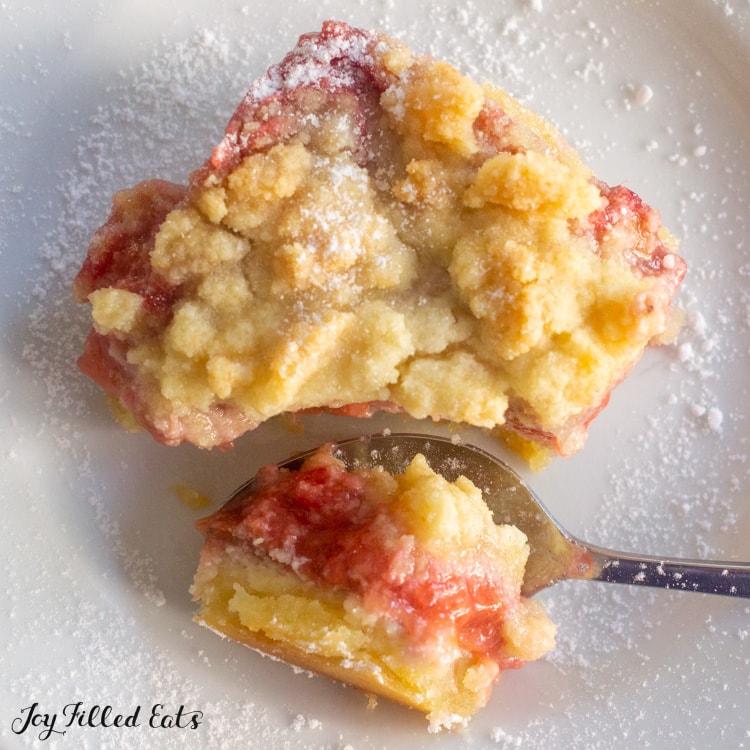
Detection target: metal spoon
<box><xmin>243</xmin><ymin>432</ymin><xmax>750</xmax><ymax>599</ymax></box>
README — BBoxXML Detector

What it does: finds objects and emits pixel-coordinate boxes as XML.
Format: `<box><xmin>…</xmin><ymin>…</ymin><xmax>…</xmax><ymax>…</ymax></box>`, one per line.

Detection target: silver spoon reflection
<box><xmin>231</xmin><ymin>432</ymin><xmax>750</xmax><ymax>599</ymax></box>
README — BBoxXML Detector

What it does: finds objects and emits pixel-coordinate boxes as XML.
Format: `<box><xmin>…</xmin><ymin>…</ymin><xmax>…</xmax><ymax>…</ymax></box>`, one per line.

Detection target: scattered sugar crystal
<box><xmin>677</xmin><ymin>342</ymin><xmax>695</xmax><ymax>362</ymax></box>
<box><xmin>688</xmin><ymin>310</ymin><xmax>707</xmax><ymax>336</ymax></box>
<box><xmin>633</xmin><ymin>83</ymin><xmax>654</xmax><ymax>106</ymax></box>
<box><xmin>491</xmin><ymin>725</ymin><xmax>524</xmax><ymax>745</ymax></box>
<box><xmin>706</xmin><ymin>406</ymin><xmax>724</xmax><ymax>432</ymax></box>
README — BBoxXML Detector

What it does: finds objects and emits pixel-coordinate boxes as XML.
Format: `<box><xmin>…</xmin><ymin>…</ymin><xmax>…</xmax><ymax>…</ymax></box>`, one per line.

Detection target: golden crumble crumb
<box><xmin>74</xmin><ymin>21</ymin><xmax>685</xmax><ymax>456</ymax></box>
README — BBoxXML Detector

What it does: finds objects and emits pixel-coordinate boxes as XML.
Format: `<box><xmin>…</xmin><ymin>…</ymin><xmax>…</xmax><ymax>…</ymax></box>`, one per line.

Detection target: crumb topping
<box><xmin>75</xmin><ymin>21</ymin><xmax>685</xmax><ymax>453</ymax></box>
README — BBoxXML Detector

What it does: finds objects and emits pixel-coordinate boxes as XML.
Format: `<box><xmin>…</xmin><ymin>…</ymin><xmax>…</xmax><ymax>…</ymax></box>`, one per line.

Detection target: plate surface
<box><xmin>2</xmin><ymin>1</ymin><xmax>749</xmax><ymax>748</ymax></box>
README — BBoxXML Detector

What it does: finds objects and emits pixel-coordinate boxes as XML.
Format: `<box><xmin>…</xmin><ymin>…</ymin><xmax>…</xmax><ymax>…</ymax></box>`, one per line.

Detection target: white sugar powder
<box><xmin>4</xmin><ymin>5</ymin><xmax>750</xmax><ymax>750</ymax></box>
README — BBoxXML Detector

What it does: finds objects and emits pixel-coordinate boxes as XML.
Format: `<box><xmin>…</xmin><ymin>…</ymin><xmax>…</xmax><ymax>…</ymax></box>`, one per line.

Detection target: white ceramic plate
<box><xmin>2</xmin><ymin>1</ymin><xmax>749</xmax><ymax>748</ymax></box>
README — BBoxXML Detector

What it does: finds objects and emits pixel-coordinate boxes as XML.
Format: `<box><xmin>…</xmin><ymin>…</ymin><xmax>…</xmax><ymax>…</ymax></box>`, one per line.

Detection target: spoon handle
<box><xmin>583</xmin><ymin>545</ymin><xmax>750</xmax><ymax>598</ymax></box>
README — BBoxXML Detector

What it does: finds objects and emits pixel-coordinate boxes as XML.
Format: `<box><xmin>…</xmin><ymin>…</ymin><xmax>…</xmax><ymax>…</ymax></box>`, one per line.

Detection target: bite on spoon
<box><xmin>191</xmin><ymin>434</ymin><xmax>557</xmax><ymax>730</ymax></box>
<box><xmin>191</xmin><ymin>432</ymin><xmax>749</xmax><ymax>729</ymax></box>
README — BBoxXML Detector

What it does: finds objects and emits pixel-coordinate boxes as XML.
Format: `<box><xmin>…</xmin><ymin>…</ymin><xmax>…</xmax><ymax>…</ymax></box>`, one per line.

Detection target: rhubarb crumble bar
<box><xmin>191</xmin><ymin>444</ymin><xmax>555</xmax><ymax>729</ymax></box>
<box><xmin>73</xmin><ymin>21</ymin><xmax>686</xmax><ymax>456</ymax></box>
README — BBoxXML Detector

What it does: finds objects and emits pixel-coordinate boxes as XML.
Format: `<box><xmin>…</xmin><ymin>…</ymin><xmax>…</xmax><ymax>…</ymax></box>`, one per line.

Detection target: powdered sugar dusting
<box><xmin>2</xmin><ymin>3</ymin><xmax>750</xmax><ymax>749</ymax></box>
<box><xmin>252</xmin><ymin>23</ymin><xmax>374</xmax><ymax>99</ymax></box>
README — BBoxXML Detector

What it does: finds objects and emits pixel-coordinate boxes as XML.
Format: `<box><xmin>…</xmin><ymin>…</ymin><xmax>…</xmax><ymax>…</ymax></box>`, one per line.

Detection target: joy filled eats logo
<box><xmin>11</xmin><ymin>702</ymin><xmax>203</xmax><ymax>741</ymax></box>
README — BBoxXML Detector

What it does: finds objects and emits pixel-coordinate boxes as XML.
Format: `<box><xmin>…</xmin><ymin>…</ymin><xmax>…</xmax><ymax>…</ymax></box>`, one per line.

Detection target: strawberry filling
<box><xmin>200</xmin><ymin>454</ymin><xmax>522</xmax><ymax>666</ymax></box>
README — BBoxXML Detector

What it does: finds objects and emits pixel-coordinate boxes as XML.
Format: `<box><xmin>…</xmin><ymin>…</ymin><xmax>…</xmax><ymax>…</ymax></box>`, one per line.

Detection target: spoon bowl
<box><xmin>250</xmin><ymin>432</ymin><xmax>750</xmax><ymax>599</ymax></box>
